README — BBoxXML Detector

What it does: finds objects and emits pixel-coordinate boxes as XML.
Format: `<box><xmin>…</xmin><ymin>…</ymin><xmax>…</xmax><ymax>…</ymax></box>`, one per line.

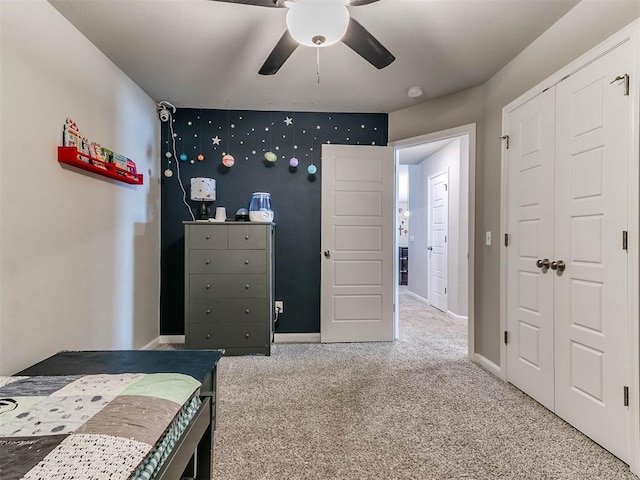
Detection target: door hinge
<box><xmin>444</xmin><ymin>287</ymin><xmax>447</xmax><ymax>294</ymax></box>
<box><xmin>623</xmin><ymin>231</ymin><xmax>628</xmax><ymax>250</ymax></box>
<box><xmin>504</xmin><ymin>233</ymin><xmax>509</xmax><ymax>247</ymax></box>
<box><xmin>444</xmin><ymin>183</ymin><xmax>448</xmax><ymax>192</ymax></box>
<box><xmin>611</xmin><ymin>74</ymin><xmax>630</xmax><ymax>96</ymax></box>
<box><xmin>624</xmin><ymin>386</ymin><xmax>629</xmax><ymax>407</ymax></box>
<box><xmin>445</xmin><ymin>235</ymin><xmax>447</xmax><ymax>243</ymax></box>
<box><xmin>504</xmin><ymin>331</ymin><xmax>509</xmax><ymax>345</ymax></box>
<box><xmin>500</xmin><ymin>135</ymin><xmax>510</xmax><ymax>149</ymax></box>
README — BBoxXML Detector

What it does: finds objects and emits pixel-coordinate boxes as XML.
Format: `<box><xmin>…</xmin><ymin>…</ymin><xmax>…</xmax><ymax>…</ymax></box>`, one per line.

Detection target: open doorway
<box><xmin>391</xmin><ymin>124</ymin><xmax>476</xmax><ymax>360</ymax></box>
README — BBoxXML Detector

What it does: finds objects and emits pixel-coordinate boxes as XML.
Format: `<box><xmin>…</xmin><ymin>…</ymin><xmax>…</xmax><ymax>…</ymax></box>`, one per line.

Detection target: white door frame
<box><xmin>390</xmin><ymin>123</ymin><xmax>477</xmax><ymax>361</ymax></box>
<box><xmin>499</xmin><ymin>21</ymin><xmax>640</xmax><ymax>475</ymax></box>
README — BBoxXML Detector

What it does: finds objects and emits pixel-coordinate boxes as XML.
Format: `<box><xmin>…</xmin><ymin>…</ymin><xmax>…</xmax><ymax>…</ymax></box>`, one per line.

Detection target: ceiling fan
<box><xmin>209</xmin><ymin>0</ymin><xmax>395</xmax><ymax>75</ymax></box>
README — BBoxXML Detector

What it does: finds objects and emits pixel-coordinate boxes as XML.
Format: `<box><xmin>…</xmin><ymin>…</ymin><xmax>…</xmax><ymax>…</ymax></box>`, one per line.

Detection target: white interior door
<box><xmin>553</xmin><ymin>41</ymin><xmax>631</xmax><ymax>463</ymax></box>
<box><xmin>505</xmin><ymin>88</ymin><xmax>556</xmax><ymax>411</ymax></box>
<box><xmin>320</xmin><ymin>144</ymin><xmax>395</xmax><ymax>343</ymax></box>
<box><xmin>428</xmin><ymin>170</ymin><xmax>448</xmax><ymax>312</ymax></box>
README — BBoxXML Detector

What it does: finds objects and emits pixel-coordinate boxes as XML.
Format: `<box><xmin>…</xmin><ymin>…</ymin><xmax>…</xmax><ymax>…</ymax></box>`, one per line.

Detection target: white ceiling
<box><xmin>48</xmin><ymin>0</ymin><xmax>579</xmax><ymax>113</ymax></box>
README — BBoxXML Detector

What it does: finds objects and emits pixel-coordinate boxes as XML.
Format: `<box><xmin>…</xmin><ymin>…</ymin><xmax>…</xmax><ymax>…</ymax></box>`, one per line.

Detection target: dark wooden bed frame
<box><xmin>17</xmin><ymin>350</ymin><xmax>224</xmax><ymax>480</ymax></box>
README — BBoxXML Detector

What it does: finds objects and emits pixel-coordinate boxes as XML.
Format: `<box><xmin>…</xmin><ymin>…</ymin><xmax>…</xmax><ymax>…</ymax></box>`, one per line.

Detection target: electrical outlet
<box><xmin>275</xmin><ymin>301</ymin><xmax>284</xmax><ymax>314</ymax></box>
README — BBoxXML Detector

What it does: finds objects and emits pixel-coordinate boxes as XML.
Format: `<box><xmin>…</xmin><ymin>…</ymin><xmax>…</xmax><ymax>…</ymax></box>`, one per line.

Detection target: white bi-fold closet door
<box><xmin>506</xmin><ymin>39</ymin><xmax>633</xmax><ymax>463</ymax></box>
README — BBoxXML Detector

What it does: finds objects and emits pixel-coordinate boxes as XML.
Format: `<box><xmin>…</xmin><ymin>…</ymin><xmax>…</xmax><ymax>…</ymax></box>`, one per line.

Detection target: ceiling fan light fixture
<box><xmin>286</xmin><ymin>0</ymin><xmax>350</xmax><ymax>47</ymax></box>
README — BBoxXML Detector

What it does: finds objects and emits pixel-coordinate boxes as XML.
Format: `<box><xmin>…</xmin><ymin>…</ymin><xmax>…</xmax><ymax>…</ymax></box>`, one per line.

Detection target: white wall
<box><xmin>0</xmin><ymin>0</ymin><xmax>161</xmax><ymax>375</ymax></box>
<box><xmin>407</xmin><ymin>138</ymin><xmax>468</xmax><ymax>317</ymax></box>
<box><xmin>397</xmin><ymin>165</ymin><xmax>409</xmax><ymax>248</ymax></box>
<box><xmin>390</xmin><ymin>0</ymin><xmax>640</xmax><ymax>365</ymax></box>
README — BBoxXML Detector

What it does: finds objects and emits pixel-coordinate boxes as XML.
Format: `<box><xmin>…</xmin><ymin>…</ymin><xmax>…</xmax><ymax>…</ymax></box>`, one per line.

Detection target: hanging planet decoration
<box><xmin>307</xmin><ymin>164</ymin><xmax>317</xmax><ymax>175</ymax></box>
<box><xmin>264</xmin><ymin>151</ymin><xmax>277</xmax><ymax>163</ymax></box>
<box><xmin>222</xmin><ymin>154</ymin><xmax>235</xmax><ymax>167</ymax></box>
<box><xmin>179</xmin><ymin>153</ymin><xmax>188</xmax><ymax>161</ymax></box>
<box><xmin>197</xmin><ymin>154</ymin><xmax>205</xmax><ymax>161</ymax></box>
<box><xmin>164</xmin><ymin>169</ymin><xmax>174</xmax><ymax>177</ymax></box>
<box><xmin>165</xmin><ymin>152</ymin><xmax>172</xmax><ymax>158</ymax></box>
<box><xmin>289</xmin><ymin>157</ymin><xmax>299</xmax><ymax>168</ymax></box>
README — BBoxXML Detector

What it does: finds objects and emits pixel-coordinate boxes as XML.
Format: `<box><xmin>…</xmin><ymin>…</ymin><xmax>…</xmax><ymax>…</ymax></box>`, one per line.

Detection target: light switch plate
<box><xmin>485</xmin><ymin>231</ymin><xmax>492</xmax><ymax>246</ymax></box>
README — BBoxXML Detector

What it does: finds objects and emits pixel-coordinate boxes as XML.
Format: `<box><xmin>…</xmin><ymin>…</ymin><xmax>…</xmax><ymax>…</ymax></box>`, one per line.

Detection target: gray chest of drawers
<box><xmin>184</xmin><ymin>222</ymin><xmax>274</xmax><ymax>355</ymax></box>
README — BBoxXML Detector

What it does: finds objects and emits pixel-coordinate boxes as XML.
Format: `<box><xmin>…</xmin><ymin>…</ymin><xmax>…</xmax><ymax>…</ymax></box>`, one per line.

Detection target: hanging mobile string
<box><xmin>222</xmin><ymin>108</ymin><xmax>235</xmax><ymax>167</ymax></box>
<box><xmin>308</xmin><ymin>109</ymin><xmax>317</xmax><ymax>175</ymax></box>
<box><xmin>197</xmin><ymin>108</ymin><xmax>204</xmax><ymax>162</ymax></box>
<box><xmin>316</xmin><ymin>46</ymin><xmax>321</xmax><ymax>84</ymax></box>
<box><xmin>289</xmin><ymin>109</ymin><xmax>298</xmax><ymax>168</ymax></box>
<box><xmin>265</xmin><ymin>108</ymin><xmax>276</xmax><ymax>163</ymax></box>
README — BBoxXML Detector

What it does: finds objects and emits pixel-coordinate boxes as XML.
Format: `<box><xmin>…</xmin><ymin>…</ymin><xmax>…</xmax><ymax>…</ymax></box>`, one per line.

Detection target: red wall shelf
<box><xmin>58</xmin><ymin>146</ymin><xmax>144</xmax><ymax>185</ymax></box>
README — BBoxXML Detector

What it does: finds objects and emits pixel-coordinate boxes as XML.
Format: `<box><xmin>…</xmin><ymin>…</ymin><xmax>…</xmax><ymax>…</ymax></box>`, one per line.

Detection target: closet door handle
<box><xmin>536</xmin><ymin>258</ymin><xmax>550</xmax><ymax>269</ymax></box>
<box><xmin>550</xmin><ymin>260</ymin><xmax>566</xmax><ymax>272</ymax></box>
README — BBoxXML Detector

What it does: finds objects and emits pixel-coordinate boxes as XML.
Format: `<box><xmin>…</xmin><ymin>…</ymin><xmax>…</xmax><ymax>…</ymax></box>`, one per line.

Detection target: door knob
<box><xmin>551</xmin><ymin>260</ymin><xmax>566</xmax><ymax>272</ymax></box>
<box><xmin>324</xmin><ymin>250</ymin><xmax>331</xmax><ymax>258</ymax></box>
<box><xmin>427</xmin><ymin>246</ymin><xmax>433</xmax><ymax>251</ymax></box>
<box><xmin>536</xmin><ymin>258</ymin><xmax>550</xmax><ymax>269</ymax></box>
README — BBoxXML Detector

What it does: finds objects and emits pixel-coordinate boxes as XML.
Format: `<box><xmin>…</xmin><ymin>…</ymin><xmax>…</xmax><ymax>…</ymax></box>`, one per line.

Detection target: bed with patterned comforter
<box><xmin>0</xmin><ymin>372</ymin><xmax>201</xmax><ymax>480</ymax></box>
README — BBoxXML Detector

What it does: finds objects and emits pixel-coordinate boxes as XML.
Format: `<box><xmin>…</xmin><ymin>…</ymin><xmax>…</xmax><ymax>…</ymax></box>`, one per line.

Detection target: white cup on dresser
<box><xmin>214</xmin><ymin>207</ymin><xmax>226</xmax><ymax>222</ymax></box>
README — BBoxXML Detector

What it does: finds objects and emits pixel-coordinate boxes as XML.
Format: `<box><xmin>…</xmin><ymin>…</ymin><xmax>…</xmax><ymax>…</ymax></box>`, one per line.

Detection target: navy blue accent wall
<box><xmin>160</xmin><ymin>109</ymin><xmax>388</xmax><ymax>335</ymax></box>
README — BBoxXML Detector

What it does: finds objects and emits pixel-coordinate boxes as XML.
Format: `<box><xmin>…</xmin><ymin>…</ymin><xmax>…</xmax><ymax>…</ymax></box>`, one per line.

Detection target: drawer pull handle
<box><xmin>245</xmin><ymin>235</ymin><xmax>249</xmax><ymax>240</ymax></box>
<box><xmin>206</xmin><ymin>235</ymin><xmax>211</xmax><ymax>240</ymax></box>
<box><xmin>245</xmin><ymin>309</ymin><xmax>250</xmax><ymax>314</ymax></box>
<box><xmin>206</xmin><ymin>309</ymin><xmax>211</xmax><ymax>314</ymax></box>
<box><xmin>244</xmin><ymin>260</ymin><xmax>249</xmax><ymax>265</ymax></box>
<box><xmin>206</xmin><ymin>334</ymin><xmax>211</xmax><ymax>340</ymax></box>
<box><xmin>206</xmin><ymin>260</ymin><xmax>211</xmax><ymax>265</ymax></box>
<box><xmin>245</xmin><ymin>333</ymin><xmax>250</xmax><ymax>339</ymax></box>
<box><xmin>245</xmin><ymin>284</ymin><xmax>250</xmax><ymax>289</ymax></box>
<box><xmin>206</xmin><ymin>284</ymin><xmax>211</xmax><ymax>290</ymax></box>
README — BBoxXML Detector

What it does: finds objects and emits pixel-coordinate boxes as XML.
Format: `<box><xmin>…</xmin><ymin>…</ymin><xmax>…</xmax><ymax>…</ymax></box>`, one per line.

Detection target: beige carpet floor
<box><xmin>182</xmin><ymin>293</ymin><xmax>637</xmax><ymax>479</ymax></box>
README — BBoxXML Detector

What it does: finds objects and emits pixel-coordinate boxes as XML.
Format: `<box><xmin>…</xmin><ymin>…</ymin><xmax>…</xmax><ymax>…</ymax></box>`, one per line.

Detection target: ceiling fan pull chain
<box><xmin>316</xmin><ymin>46</ymin><xmax>321</xmax><ymax>84</ymax></box>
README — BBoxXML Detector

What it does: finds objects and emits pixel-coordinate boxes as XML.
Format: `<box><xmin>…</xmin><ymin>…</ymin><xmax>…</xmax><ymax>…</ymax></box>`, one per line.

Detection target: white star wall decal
<box><xmin>284</xmin><ymin>117</ymin><xmax>293</xmax><ymax>126</ymax></box>
<box><xmin>212</xmin><ymin>136</ymin><xmax>221</xmax><ymax>145</ymax></box>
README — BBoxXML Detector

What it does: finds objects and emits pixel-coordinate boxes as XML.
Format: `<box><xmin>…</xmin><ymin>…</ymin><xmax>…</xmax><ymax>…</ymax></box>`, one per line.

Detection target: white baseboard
<box><xmin>274</xmin><ymin>333</ymin><xmax>321</xmax><ymax>344</ymax></box>
<box><xmin>405</xmin><ymin>291</ymin><xmax>430</xmax><ymax>305</ymax></box>
<box><xmin>140</xmin><ymin>337</ymin><xmax>159</xmax><ymax>350</ymax></box>
<box><xmin>473</xmin><ymin>353</ymin><xmax>503</xmax><ymax>379</ymax></box>
<box><xmin>141</xmin><ymin>335</ymin><xmax>185</xmax><ymax>349</ymax></box>
<box><xmin>447</xmin><ymin>311</ymin><xmax>468</xmax><ymax>322</ymax></box>
<box><xmin>160</xmin><ymin>335</ymin><xmax>185</xmax><ymax>344</ymax></box>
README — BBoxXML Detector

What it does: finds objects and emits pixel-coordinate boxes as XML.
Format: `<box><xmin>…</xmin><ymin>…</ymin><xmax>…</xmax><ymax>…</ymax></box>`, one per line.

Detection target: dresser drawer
<box><xmin>188</xmin><ymin>225</ymin><xmax>228</xmax><ymax>249</ymax></box>
<box><xmin>188</xmin><ymin>323</ymin><xmax>268</xmax><ymax>349</ymax></box>
<box><xmin>228</xmin><ymin>225</ymin><xmax>267</xmax><ymax>249</ymax></box>
<box><xmin>190</xmin><ymin>274</ymin><xmax>267</xmax><ymax>298</ymax></box>
<box><xmin>189</xmin><ymin>298</ymin><xmax>268</xmax><ymax>324</ymax></box>
<box><xmin>189</xmin><ymin>250</ymin><xmax>266</xmax><ymax>274</ymax></box>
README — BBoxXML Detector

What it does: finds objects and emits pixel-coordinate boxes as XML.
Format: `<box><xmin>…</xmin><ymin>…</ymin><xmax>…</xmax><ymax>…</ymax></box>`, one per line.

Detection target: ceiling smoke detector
<box><xmin>407</xmin><ymin>86</ymin><xmax>423</xmax><ymax>98</ymax></box>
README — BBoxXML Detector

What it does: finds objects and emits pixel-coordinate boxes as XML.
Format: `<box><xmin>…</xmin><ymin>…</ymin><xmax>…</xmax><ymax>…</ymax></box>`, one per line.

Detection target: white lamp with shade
<box><xmin>190</xmin><ymin>177</ymin><xmax>216</xmax><ymax>221</ymax></box>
